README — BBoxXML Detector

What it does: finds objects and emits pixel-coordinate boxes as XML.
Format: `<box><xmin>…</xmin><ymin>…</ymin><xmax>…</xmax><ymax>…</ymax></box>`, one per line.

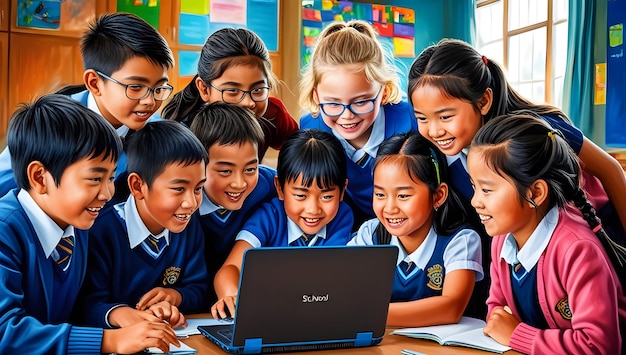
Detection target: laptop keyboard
<box><xmin>217</xmin><ymin>327</ymin><xmax>234</xmax><ymax>342</ymax></box>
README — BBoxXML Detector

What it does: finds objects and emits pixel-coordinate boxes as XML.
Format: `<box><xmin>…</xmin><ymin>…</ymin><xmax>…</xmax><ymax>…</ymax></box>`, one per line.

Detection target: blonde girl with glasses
<box><xmin>162</xmin><ymin>28</ymin><xmax>298</xmax><ymax>161</ymax></box>
<box><xmin>348</xmin><ymin>131</ymin><xmax>483</xmax><ymax>327</ymax></box>
<box><xmin>299</xmin><ymin>20</ymin><xmax>416</xmax><ymax>231</ymax></box>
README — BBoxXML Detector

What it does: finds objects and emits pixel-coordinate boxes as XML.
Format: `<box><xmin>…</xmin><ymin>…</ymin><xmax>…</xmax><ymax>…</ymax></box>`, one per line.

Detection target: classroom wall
<box><xmin>0</xmin><ymin>1</ymin><xmax>611</xmax><ymax>149</ymax></box>
<box><xmin>383</xmin><ymin>0</ymin><xmax>475</xmax><ymax>93</ymax></box>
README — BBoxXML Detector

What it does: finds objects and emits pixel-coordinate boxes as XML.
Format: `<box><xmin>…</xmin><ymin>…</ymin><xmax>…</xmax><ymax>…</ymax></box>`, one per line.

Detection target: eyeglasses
<box><xmin>318</xmin><ymin>87</ymin><xmax>383</xmax><ymax>117</ymax></box>
<box><xmin>96</xmin><ymin>71</ymin><xmax>174</xmax><ymax>101</ymax></box>
<box><xmin>209</xmin><ymin>83</ymin><xmax>271</xmax><ymax>104</ymax></box>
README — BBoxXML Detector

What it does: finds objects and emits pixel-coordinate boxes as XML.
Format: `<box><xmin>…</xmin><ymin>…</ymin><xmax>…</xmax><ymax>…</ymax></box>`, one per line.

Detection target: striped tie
<box><xmin>147</xmin><ymin>235</ymin><xmax>166</xmax><ymax>255</ymax></box>
<box><xmin>356</xmin><ymin>153</ymin><xmax>371</xmax><ymax>168</ymax></box>
<box><xmin>56</xmin><ymin>236</ymin><xmax>75</xmax><ymax>271</ymax></box>
<box><xmin>290</xmin><ymin>234</ymin><xmax>320</xmax><ymax>247</ymax></box>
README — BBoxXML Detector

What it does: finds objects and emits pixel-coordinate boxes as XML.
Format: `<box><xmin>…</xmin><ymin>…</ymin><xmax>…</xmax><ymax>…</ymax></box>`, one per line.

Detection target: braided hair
<box><xmin>472</xmin><ymin>113</ymin><xmax>626</xmax><ymax>286</ymax></box>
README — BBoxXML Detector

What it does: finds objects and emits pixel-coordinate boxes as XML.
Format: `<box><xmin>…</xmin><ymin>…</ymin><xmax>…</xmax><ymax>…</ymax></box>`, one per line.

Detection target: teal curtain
<box><xmin>443</xmin><ymin>0</ymin><xmax>477</xmax><ymax>45</ymax></box>
<box><xmin>562</xmin><ymin>0</ymin><xmax>595</xmax><ymax>134</ymax></box>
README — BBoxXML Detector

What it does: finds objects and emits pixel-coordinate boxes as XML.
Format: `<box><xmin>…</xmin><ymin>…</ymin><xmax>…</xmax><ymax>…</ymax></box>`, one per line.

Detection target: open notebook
<box><xmin>199</xmin><ymin>245</ymin><xmax>398</xmax><ymax>354</ymax></box>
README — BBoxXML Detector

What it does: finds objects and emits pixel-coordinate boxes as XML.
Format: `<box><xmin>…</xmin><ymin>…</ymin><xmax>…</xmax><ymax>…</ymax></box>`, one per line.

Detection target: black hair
<box><xmin>472</xmin><ymin>113</ymin><xmax>626</xmax><ymax>285</ymax></box>
<box><xmin>125</xmin><ymin>120</ymin><xmax>208</xmax><ymax>187</ymax></box>
<box><xmin>372</xmin><ymin>131</ymin><xmax>471</xmax><ymax>243</ymax></box>
<box><xmin>162</xmin><ymin>28</ymin><xmax>276</xmax><ymax>125</ymax></box>
<box><xmin>8</xmin><ymin>94</ymin><xmax>122</xmax><ymax>190</ymax></box>
<box><xmin>189</xmin><ymin>102</ymin><xmax>264</xmax><ymax>158</ymax></box>
<box><xmin>80</xmin><ymin>12</ymin><xmax>174</xmax><ymax>75</ymax></box>
<box><xmin>408</xmin><ymin>38</ymin><xmax>564</xmax><ymax>125</ymax></box>
<box><xmin>276</xmin><ymin>129</ymin><xmax>347</xmax><ymax>192</ymax></box>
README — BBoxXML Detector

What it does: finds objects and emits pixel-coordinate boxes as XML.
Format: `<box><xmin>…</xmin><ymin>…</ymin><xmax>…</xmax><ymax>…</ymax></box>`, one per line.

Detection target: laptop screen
<box><xmin>231</xmin><ymin>245</ymin><xmax>398</xmax><ymax>346</ymax></box>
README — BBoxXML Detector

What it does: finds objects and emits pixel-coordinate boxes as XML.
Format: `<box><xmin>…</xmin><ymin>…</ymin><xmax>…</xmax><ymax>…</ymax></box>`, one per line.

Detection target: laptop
<box><xmin>198</xmin><ymin>245</ymin><xmax>398</xmax><ymax>354</ymax></box>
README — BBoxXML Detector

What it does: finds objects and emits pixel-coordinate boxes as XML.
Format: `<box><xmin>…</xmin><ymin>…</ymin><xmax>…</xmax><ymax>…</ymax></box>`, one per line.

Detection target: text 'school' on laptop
<box><xmin>199</xmin><ymin>245</ymin><xmax>398</xmax><ymax>354</ymax></box>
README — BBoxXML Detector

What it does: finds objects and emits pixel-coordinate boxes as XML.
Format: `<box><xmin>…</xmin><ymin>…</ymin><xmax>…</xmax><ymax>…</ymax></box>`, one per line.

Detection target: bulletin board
<box><xmin>176</xmin><ymin>0</ymin><xmax>279</xmax><ymax>77</ymax></box>
<box><xmin>178</xmin><ymin>0</ymin><xmax>278</xmax><ymax>50</ymax></box>
<box><xmin>606</xmin><ymin>0</ymin><xmax>626</xmax><ymax>147</ymax></box>
<box><xmin>301</xmin><ymin>0</ymin><xmax>415</xmax><ymax>67</ymax></box>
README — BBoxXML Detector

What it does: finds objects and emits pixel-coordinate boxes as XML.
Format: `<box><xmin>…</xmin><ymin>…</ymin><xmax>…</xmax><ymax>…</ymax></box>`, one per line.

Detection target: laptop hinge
<box><xmin>243</xmin><ymin>338</ymin><xmax>263</xmax><ymax>354</ymax></box>
<box><xmin>355</xmin><ymin>331</ymin><xmax>374</xmax><ymax>347</ymax></box>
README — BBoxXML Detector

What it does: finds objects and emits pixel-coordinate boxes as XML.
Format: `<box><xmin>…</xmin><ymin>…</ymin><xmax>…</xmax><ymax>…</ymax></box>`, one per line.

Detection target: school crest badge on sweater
<box><xmin>427</xmin><ymin>264</ymin><xmax>443</xmax><ymax>290</ymax></box>
<box><xmin>162</xmin><ymin>266</ymin><xmax>181</xmax><ymax>285</ymax></box>
<box><xmin>555</xmin><ymin>296</ymin><xmax>572</xmax><ymax>320</ymax></box>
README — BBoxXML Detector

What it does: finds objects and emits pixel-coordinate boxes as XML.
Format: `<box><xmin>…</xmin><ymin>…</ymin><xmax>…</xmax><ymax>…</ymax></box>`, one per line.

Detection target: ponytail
<box><xmin>161</xmin><ymin>75</ymin><xmax>204</xmax><ymax>126</ymax></box>
<box><xmin>571</xmin><ymin>188</ymin><xmax>626</xmax><ymax>287</ymax></box>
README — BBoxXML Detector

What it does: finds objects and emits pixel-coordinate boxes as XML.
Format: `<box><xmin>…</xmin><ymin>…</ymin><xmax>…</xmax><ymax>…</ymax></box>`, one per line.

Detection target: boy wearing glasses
<box><xmin>0</xmin><ymin>12</ymin><xmax>175</xmax><ymax>199</ymax></box>
<box><xmin>298</xmin><ymin>20</ymin><xmax>416</xmax><ymax>230</ymax></box>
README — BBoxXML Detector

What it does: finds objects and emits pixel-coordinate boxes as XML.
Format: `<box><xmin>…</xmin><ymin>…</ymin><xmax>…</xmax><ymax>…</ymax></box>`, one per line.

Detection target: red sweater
<box><xmin>259</xmin><ymin>97</ymin><xmax>298</xmax><ymax>160</ymax></box>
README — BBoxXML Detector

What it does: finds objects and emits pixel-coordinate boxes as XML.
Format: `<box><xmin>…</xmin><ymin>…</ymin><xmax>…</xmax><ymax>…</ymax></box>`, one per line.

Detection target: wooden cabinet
<box><xmin>0</xmin><ymin>0</ymin><xmax>8</xmax><ymax>32</ymax></box>
<box><xmin>0</xmin><ymin>32</ymin><xmax>8</xmax><ymax>141</ymax></box>
<box><xmin>8</xmin><ymin>33</ymin><xmax>83</xmax><ymax>112</ymax></box>
<box><xmin>0</xmin><ymin>0</ymin><xmax>106</xmax><ymax>139</ymax></box>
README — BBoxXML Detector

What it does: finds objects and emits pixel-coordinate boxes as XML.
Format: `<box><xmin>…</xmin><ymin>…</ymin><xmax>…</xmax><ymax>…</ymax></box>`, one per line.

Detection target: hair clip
<box><xmin>548</xmin><ymin>131</ymin><xmax>555</xmax><ymax>140</ymax></box>
<box><xmin>428</xmin><ymin>148</ymin><xmax>441</xmax><ymax>185</ymax></box>
<box><xmin>482</xmin><ymin>55</ymin><xmax>488</xmax><ymax>66</ymax></box>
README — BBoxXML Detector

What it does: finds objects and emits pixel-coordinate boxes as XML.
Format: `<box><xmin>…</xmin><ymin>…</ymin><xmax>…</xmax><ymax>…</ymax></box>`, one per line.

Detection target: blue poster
<box><xmin>607</xmin><ymin>0</ymin><xmax>626</xmax><ymax>147</ymax></box>
<box><xmin>17</xmin><ymin>0</ymin><xmax>61</xmax><ymax>29</ymax></box>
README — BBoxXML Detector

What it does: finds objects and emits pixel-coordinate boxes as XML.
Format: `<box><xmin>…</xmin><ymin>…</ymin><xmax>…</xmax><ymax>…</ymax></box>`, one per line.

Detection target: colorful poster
<box><xmin>16</xmin><ymin>0</ymin><xmax>61</xmax><ymax>29</ymax></box>
<box><xmin>181</xmin><ymin>0</ymin><xmax>210</xmax><ymax>15</ymax></box>
<box><xmin>210</xmin><ymin>0</ymin><xmax>246</xmax><ymax>25</ymax></box>
<box><xmin>117</xmin><ymin>0</ymin><xmax>160</xmax><ymax>29</ymax></box>
<box><xmin>301</xmin><ymin>0</ymin><xmax>416</xmax><ymax>67</ymax></box>
<box><xmin>595</xmin><ymin>63</ymin><xmax>606</xmax><ymax>106</ymax></box>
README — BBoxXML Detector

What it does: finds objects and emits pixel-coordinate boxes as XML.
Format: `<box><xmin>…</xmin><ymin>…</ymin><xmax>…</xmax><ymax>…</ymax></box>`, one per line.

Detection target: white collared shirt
<box><xmin>446</xmin><ymin>148</ymin><xmax>470</xmax><ymax>171</ymax></box>
<box><xmin>333</xmin><ymin>108</ymin><xmax>386</xmax><ymax>164</ymax></box>
<box><xmin>198</xmin><ymin>190</ymin><xmax>223</xmax><ymax>216</ymax></box>
<box><xmin>114</xmin><ymin>196</ymin><xmax>170</xmax><ymax>249</ymax></box>
<box><xmin>348</xmin><ymin>219</ymin><xmax>484</xmax><ymax>280</ymax></box>
<box><xmin>17</xmin><ymin>189</ymin><xmax>75</xmax><ymax>259</ymax></box>
<box><xmin>500</xmin><ymin>206</ymin><xmax>559</xmax><ymax>270</ymax></box>
<box><xmin>87</xmin><ymin>92</ymin><xmax>129</xmax><ymax>138</ymax></box>
<box><xmin>286</xmin><ymin>218</ymin><xmax>327</xmax><ymax>246</ymax></box>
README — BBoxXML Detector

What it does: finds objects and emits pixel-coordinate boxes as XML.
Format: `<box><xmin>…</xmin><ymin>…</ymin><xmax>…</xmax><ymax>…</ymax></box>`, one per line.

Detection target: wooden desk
<box><xmin>180</xmin><ymin>315</ymin><xmax>522</xmax><ymax>355</ymax></box>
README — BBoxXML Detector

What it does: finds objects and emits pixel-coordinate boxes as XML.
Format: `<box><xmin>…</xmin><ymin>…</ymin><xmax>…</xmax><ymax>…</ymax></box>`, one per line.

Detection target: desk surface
<box><xmin>181</xmin><ymin>316</ymin><xmax>523</xmax><ymax>355</ymax></box>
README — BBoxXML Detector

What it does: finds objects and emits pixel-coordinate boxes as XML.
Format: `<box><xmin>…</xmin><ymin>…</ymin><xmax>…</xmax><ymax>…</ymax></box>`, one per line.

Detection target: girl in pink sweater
<box><xmin>467</xmin><ymin>113</ymin><xmax>626</xmax><ymax>354</ymax></box>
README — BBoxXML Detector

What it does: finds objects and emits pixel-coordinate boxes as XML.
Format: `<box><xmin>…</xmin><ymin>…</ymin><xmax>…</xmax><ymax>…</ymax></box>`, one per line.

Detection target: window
<box><xmin>476</xmin><ymin>0</ymin><xmax>568</xmax><ymax>107</ymax></box>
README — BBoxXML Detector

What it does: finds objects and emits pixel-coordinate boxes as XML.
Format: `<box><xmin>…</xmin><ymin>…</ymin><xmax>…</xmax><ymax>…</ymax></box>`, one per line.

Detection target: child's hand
<box><xmin>109</xmin><ymin>305</ymin><xmax>163</xmax><ymax>328</ymax></box>
<box><xmin>211</xmin><ymin>296</ymin><xmax>236</xmax><ymax>320</ymax></box>
<box><xmin>136</xmin><ymin>287</ymin><xmax>183</xmax><ymax>310</ymax></box>
<box><xmin>101</xmin><ymin>319</ymin><xmax>179</xmax><ymax>354</ymax></box>
<box><xmin>483</xmin><ymin>306</ymin><xmax>519</xmax><ymax>346</ymax></box>
<box><xmin>148</xmin><ymin>300</ymin><xmax>187</xmax><ymax>328</ymax></box>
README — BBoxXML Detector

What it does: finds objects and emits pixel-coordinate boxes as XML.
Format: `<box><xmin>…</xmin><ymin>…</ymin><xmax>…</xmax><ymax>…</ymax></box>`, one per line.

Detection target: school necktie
<box><xmin>290</xmin><ymin>234</ymin><xmax>309</xmax><ymax>247</ymax></box>
<box><xmin>449</xmin><ymin>158</ymin><xmax>474</xmax><ymax>202</ymax></box>
<box><xmin>512</xmin><ymin>262</ymin><xmax>527</xmax><ymax>282</ymax></box>
<box><xmin>399</xmin><ymin>260</ymin><xmax>416</xmax><ymax>278</ymax></box>
<box><xmin>290</xmin><ymin>234</ymin><xmax>321</xmax><ymax>247</ymax></box>
<box><xmin>356</xmin><ymin>153</ymin><xmax>371</xmax><ymax>168</ymax></box>
<box><xmin>146</xmin><ymin>235</ymin><xmax>167</xmax><ymax>256</ymax></box>
<box><xmin>55</xmin><ymin>235</ymin><xmax>75</xmax><ymax>271</ymax></box>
